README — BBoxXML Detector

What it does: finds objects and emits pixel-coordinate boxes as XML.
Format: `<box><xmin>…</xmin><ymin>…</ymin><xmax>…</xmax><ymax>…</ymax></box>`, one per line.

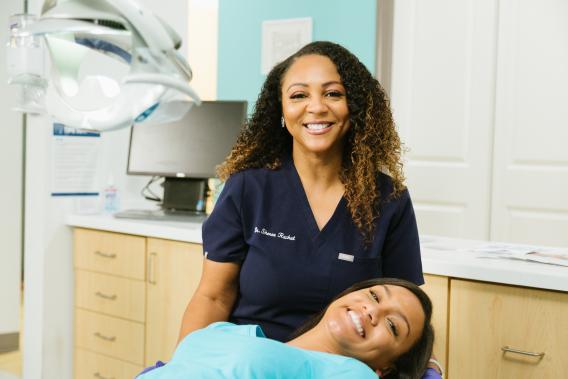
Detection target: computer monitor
<box><xmin>126</xmin><ymin>100</ymin><xmax>247</xmax><ymax>212</ymax></box>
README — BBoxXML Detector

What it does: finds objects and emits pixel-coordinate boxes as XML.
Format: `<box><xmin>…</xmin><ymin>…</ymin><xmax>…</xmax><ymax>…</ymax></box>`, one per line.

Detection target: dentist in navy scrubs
<box><xmin>178</xmin><ymin>41</ymin><xmax>440</xmax><ymax>378</ymax></box>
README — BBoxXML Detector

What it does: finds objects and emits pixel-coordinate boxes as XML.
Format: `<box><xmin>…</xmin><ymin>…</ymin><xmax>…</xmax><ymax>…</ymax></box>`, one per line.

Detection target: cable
<box><xmin>141</xmin><ymin>176</ymin><xmax>163</xmax><ymax>202</ymax></box>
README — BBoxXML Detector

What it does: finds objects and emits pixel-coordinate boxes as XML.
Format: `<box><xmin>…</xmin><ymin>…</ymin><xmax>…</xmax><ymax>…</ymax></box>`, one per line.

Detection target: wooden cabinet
<box><xmin>145</xmin><ymin>238</ymin><xmax>203</xmax><ymax>365</ymax></box>
<box><xmin>73</xmin><ymin>227</ymin><xmax>567</xmax><ymax>379</ymax></box>
<box><xmin>422</xmin><ymin>274</ymin><xmax>449</xmax><ymax>374</ymax></box>
<box><xmin>448</xmin><ymin>280</ymin><xmax>568</xmax><ymax>379</ymax></box>
<box><xmin>73</xmin><ymin>229</ymin><xmax>203</xmax><ymax>378</ymax></box>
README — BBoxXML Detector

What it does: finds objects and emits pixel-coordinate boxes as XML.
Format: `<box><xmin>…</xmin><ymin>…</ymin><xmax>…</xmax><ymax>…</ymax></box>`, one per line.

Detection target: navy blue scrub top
<box><xmin>202</xmin><ymin>157</ymin><xmax>423</xmax><ymax>342</ymax></box>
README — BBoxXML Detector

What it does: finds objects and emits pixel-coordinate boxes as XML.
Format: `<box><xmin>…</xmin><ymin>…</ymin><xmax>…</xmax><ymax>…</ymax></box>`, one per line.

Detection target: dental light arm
<box><xmin>7</xmin><ymin>0</ymin><xmax>201</xmax><ymax>132</ymax></box>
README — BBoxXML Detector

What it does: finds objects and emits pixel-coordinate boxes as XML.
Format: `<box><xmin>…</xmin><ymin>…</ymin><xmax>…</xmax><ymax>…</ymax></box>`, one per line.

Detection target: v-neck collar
<box><xmin>282</xmin><ymin>157</ymin><xmax>347</xmax><ymax>243</ymax></box>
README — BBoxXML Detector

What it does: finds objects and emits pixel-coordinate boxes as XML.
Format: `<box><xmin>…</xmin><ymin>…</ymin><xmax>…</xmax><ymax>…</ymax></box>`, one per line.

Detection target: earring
<box><xmin>281</xmin><ymin>116</ymin><xmax>286</xmax><ymax>128</ymax></box>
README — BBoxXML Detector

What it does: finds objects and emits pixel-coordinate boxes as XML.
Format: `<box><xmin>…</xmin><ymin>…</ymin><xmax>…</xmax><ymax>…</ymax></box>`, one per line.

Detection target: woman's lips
<box><xmin>347</xmin><ymin>309</ymin><xmax>365</xmax><ymax>338</ymax></box>
<box><xmin>304</xmin><ymin>122</ymin><xmax>333</xmax><ymax>135</ymax></box>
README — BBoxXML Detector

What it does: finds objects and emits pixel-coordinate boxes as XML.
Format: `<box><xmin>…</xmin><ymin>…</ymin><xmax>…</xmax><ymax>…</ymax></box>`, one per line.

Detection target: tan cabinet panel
<box><xmin>74</xmin><ymin>228</ymin><xmax>146</xmax><ymax>280</ymax></box>
<box><xmin>75</xmin><ymin>309</ymin><xmax>144</xmax><ymax>365</ymax></box>
<box><xmin>422</xmin><ymin>274</ymin><xmax>449</xmax><ymax>374</ymax></box>
<box><xmin>75</xmin><ymin>348</ymin><xmax>142</xmax><ymax>379</ymax></box>
<box><xmin>145</xmin><ymin>239</ymin><xmax>204</xmax><ymax>366</ymax></box>
<box><xmin>448</xmin><ymin>280</ymin><xmax>568</xmax><ymax>379</ymax></box>
<box><xmin>76</xmin><ymin>270</ymin><xmax>146</xmax><ymax>322</ymax></box>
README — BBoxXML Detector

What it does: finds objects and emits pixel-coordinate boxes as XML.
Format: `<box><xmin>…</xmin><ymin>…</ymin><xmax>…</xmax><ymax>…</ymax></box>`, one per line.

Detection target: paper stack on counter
<box><xmin>472</xmin><ymin>243</ymin><xmax>568</xmax><ymax>267</ymax></box>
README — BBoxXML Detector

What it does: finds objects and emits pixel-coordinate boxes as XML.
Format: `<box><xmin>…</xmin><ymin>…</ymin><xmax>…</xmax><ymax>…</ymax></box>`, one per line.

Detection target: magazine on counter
<box><xmin>472</xmin><ymin>243</ymin><xmax>568</xmax><ymax>267</ymax></box>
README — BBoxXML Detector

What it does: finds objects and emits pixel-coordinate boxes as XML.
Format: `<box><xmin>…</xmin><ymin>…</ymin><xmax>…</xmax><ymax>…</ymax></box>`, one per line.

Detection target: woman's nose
<box><xmin>363</xmin><ymin>303</ymin><xmax>380</xmax><ymax>326</ymax></box>
<box><xmin>306</xmin><ymin>95</ymin><xmax>327</xmax><ymax>113</ymax></box>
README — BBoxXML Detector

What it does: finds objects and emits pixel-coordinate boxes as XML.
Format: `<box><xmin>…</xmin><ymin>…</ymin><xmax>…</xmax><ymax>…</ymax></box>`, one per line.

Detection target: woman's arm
<box><xmin>177</xmin><ymin>259</ymin><xmax>240</xmax><ymax>343</ymax></box>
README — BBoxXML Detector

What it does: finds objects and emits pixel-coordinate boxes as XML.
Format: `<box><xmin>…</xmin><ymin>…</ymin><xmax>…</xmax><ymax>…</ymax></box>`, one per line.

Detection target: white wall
<box><xmin>186</xmin><ymin>0</ymin><xmax>219</xmax><ymax>100</ymax></box>
<box><xmin>0</xmin><ymin>0</ymin><xmax>23</xmax><ymax>349</ymax></box>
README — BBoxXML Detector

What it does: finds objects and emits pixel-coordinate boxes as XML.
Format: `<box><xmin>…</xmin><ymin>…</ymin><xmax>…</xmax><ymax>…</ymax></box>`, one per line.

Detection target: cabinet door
<box><xmin>145</xmin><ymin>239</ymin><xmax>203</xmax><ymax>365</ymax></box>
<box><xmin>422</xmin><ymin>274</ymin><xmax>449</xmax><ymax>373</ymax></box>
<box><xmin>490</xmin><ymin>0</ymin><xmax>568</xmax><ymax>246</ymax></box>
<box><xmin>449</xmin><ymin>279</ymin><xmax>568</xmax><ymax>378</ymax></box>
<box><xmin>389</xmin><ymin>0</ymin><xmax>497</xmax><ymax>239</ymax></box>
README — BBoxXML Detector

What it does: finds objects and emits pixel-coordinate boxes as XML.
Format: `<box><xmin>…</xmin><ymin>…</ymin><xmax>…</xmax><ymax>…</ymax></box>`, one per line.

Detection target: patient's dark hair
<box><xmin>291</xmin><ymin>278</ymin><xmax>434</xmax><ymax>379</ymax></box>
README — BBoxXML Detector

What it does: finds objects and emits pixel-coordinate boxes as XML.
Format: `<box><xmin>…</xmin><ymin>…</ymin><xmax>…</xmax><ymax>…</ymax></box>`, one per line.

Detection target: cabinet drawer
<box><xmin>75</xmin><ymin>309</ymin><xmax>144</xmax><ymax>365</ymax></box>
<box><xmin>75</xmin><ymin>348</ymin><xmax>143</xmax><ymax>379</ymax></box>
<box><xmin>449</xmin><ymin>280</ymin><xmax>568</xmax><ymax>379</ymax></box>
<box><xmin>76</xmin><ymin>270</ymin><xmax>145</xmax><ymax>322</ymax></box>
<box><xmin>74</xmin><ymin>228</ymin><xmax>145</xmax><ymax>280</ymax></box>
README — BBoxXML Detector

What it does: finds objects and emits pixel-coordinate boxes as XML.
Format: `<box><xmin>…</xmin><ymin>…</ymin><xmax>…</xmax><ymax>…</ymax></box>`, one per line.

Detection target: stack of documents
<box><xmin>472</xmin><ymin>243</ymin><xmax>568</xmax><ymax>267</ymax></box>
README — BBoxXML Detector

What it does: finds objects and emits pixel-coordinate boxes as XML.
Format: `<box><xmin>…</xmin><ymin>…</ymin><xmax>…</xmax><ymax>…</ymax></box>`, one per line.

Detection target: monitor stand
<box><xmin>114</xmin><ymin>177</ymin><xmax>209</xmax><ymax>222</ymax></box>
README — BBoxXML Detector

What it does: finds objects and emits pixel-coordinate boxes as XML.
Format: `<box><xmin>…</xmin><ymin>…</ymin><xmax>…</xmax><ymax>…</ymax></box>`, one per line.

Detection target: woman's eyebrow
<box><xmin>322</xmin><ymin>80</ymin><xmax>343</xmax><ymax>87</ymax></box>
<box><xmin>286</xmin><ymin>81</ymin><xmax>343</xmax><ymax>92</ymax></box>
<box><xmin>382</xmin><ymin>285</ymin><xmax>411</xmax><ymax>337</ymax></box>
<box><xmin>286</xmin><ymin>83</ymin><xmax>308</xmax><ymax>91</ymax></box>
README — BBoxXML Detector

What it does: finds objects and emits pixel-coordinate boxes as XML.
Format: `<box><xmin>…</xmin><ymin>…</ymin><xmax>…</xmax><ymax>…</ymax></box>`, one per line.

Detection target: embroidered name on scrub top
<box><xmin>253</xmin><ymin>226</ymin><xmax>296</xmax><ymax>241</ymax></box>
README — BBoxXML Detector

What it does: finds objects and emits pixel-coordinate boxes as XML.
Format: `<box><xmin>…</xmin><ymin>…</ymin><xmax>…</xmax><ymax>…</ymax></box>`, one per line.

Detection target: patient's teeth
<box><xmin>348</xmin><ymin>310</ymin><xmax>364</xmax><ymax>337</ymax></box>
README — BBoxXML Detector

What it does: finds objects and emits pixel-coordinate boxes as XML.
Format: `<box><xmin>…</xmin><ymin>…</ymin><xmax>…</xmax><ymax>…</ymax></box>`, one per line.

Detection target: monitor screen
<box><xmin>127</xmin><ymin>100</ymin><xmax>247</xmax><ymax>178</ymax></box>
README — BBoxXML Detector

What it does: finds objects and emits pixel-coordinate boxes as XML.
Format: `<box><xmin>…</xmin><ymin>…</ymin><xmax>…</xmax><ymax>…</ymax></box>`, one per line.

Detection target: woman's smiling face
<box><xmin>280</xmin><ymin>54</ymin><xmax>351</xmax><ymax>159</ymax></box>
<box><xmin>321</xmin><ymin>284</ymin><xmax>425</xmax><ymax>372</ymax></box>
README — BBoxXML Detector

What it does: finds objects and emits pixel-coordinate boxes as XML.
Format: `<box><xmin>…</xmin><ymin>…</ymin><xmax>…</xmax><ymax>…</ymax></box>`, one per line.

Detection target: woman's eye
<box><xmin>290</xmin><ymin>93</ymin><xmax>306</xmax><ymax>99</ymax></box>
<box><xmin>387</xmin><ymin>319</ymin><xmax>399</xmax><ymax>337</ymax></box>
<box><xmin>325</xmin><ymin>91</ymin><xmax>344</xmax><ymax>97</ymax></box>
<box><xmin>370</xmin><ymin>290</ymin><xmax>379</xmax><ymax>303</ymax></box>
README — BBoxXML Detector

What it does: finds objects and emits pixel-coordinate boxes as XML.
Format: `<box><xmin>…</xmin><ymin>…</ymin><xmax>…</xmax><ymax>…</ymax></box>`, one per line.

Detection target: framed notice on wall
<box><xmin>51</xmin><ymin>123</ymin><xmax>100</xmax><ymax>197</ymax></box>
<box><xmin>261</xmin><ymin>17</ymin><xmax>312</xmax><ymax>75</ymax></box>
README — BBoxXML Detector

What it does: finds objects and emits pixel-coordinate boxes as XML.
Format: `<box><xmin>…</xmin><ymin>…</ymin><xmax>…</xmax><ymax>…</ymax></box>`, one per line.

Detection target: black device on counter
<box><xmin>118</xmin><ymin>100</ymin><xmax>247</xmax><ymax>219</ymax></box>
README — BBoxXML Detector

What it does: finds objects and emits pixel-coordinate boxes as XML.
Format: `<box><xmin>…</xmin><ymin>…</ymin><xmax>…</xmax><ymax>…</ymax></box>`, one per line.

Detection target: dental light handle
<box><xmin>108</xmin><ymin>0</ymin><xmax>177</xmax><ymax>52</ymax></box>
<box><xmin>124</xmin><ymin>74</ymin><xmax>201</xmax><ymax>105</ymax></box>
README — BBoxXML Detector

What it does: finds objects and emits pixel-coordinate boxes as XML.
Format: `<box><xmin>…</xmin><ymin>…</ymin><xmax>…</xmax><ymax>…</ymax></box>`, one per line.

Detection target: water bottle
<box><xmin>103</xmin><ymin>176</ymin><xmax>120</xmax><ymax>214</ymax></box>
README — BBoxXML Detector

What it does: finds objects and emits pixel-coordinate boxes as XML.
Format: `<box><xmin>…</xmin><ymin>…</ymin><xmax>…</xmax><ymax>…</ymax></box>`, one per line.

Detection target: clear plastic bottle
<box><xmin>103</xmin><ymin>176</ymin><xmax>120</xmax><ymax>214</ymax></box>
<box><xmin>7</xmin><ymin>14</ymin><xmax>47</xmax><ymax>114</ymax></box>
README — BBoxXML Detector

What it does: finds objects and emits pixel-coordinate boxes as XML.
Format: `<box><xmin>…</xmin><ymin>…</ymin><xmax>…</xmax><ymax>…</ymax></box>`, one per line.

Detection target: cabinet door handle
<box><xmin>94</xmin><ymin>250</ymin><xmax>117</xmax><ymax>259</ymax></box>
<box><xmin>95</xmin><ymin>291</ymin><xmax>117</xmax><ymax>301</ymax></box>
<box><xmin>94</xmin><ymin>372</ymin><xmax>115</xmax><ymax>379</ymax></box>
<box><xmin>93</xmin><ymin>332</ymin><xmax>116</xmax><ymax>342</ymax></box>
<box><xmin>501</xmin><ymin>346</ymin><xmax>545</xmax><ymax>358</ymax></box>
<box><xmin>148</xmin><ymin>252</ymin><xmax>158</xmax><ymax>285</ymax></box>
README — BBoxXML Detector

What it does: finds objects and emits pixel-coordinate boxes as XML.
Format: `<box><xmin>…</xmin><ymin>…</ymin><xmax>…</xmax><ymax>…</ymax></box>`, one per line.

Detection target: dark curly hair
<box><xmin>217</xmin><ymin>41</ymin><xmax>406</xmax><ymax>243</ymax></box>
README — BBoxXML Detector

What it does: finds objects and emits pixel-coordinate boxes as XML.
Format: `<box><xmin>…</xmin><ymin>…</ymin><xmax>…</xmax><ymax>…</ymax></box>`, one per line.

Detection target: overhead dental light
<box><xmin>6</xmin><ymin>0</ymin><xmax>201</xmax><ymax>131</ymax></box>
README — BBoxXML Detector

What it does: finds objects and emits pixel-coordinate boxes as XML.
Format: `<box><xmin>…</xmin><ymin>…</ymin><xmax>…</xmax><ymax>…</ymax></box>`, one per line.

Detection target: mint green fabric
<box><xmin>139</xmin><ymin>322</ymin><xmax>377</xmax><ymax>379</ymax></box>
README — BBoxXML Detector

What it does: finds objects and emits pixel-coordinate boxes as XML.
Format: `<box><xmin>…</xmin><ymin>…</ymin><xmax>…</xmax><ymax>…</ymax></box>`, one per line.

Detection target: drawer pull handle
<box><xmin>95</xmin><ymin>291</ymin><xmax>117</xmax><ymax>301</ymax></box>
<box><xmin>93</xmin><ymin>332</ymin><xmax>116</xmax><ymax>342</ymax></box>
<box><xmin>94</xmin><ymin>372</ymin><xmax>115</xmax><ymax>379</ymax></box>
<box><xmin>94</xmin><ymin>250</ymin><xmax>117</xmax><ymax>259</ymax></box>
<box><xmin>501</xmin><ymin>346</ymin><xmax>545</xmax><ymax>358</ymax></box>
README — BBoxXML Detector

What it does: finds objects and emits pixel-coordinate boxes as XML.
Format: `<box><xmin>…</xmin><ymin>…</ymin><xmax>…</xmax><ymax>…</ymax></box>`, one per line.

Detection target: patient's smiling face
<box><xmin>322</xmin><ymin>284</ymin><xmax>425</xmax><ymax>371</ymax></box>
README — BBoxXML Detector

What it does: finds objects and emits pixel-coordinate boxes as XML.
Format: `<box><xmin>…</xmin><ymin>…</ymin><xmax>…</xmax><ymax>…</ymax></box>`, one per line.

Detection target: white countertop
<box><xmin>66</xmin><ymin>214</ymin><xmax>568</xmax><ymax>292</ymax></box>
<box><xmin>67</xmin><ymin>213</ymin><xmax>204</xmax><ymax>243</ymax></box>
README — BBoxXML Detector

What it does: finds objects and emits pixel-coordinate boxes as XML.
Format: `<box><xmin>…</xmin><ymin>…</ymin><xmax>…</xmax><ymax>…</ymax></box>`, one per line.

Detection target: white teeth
<box><xmin>305</xmin><ymin>123</ymin><xmax>331</xmax><ymax>130</ymax></box>
<box><xmin>348</xmin><ymin>310</ymin><xmax>364</xmax><ymax>337</ymax></box>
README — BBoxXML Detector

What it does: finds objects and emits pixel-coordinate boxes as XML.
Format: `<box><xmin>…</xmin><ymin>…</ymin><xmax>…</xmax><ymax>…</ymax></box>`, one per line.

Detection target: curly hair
<box><xmin>217</xmin><ymin>41</ymin><xmax>406</xmax><ymax>243</ymax></box>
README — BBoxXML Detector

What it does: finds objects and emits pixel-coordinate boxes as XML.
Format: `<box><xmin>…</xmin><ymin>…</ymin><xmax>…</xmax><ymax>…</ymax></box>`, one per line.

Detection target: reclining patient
<box><xmin>138</xmin><ymin>278</ymin><xmax>434</xmax><ymax>379</ymax></box>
